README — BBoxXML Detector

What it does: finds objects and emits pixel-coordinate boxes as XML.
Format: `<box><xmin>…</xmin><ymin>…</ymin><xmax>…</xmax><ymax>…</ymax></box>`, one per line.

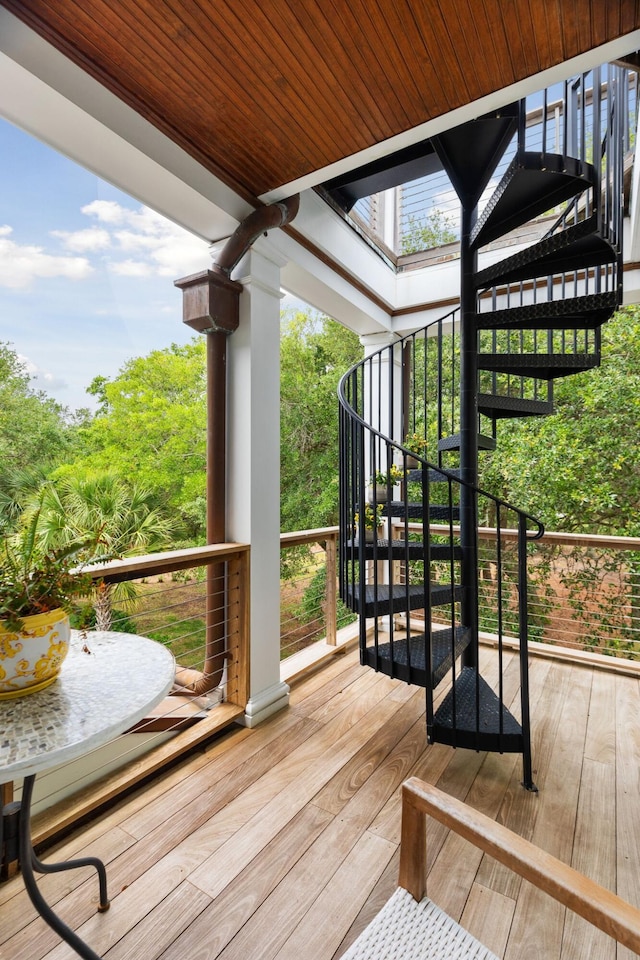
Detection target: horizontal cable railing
<box><xmin>355</xmin><ymin>66</ymin><xmax>637</xmax><ymax>260</ymax></box>
<box><xmin>400</xmin><ymin>524</ymin><xmax>640</xmax><ymax>662</ymax></box>
<box><xmin>3</xmin><ymin>544</ymin><xmax>250</xmax><ymax>842</ymax></box>
<box><xmin>81</xmin><ymin>543</ymin><xmax>250</xmax><ymax>708</ymax></box>
<box><xmin>280</xmin><ymin>528</ymin><xmax>356</xmax><ymax>659</ymax></box>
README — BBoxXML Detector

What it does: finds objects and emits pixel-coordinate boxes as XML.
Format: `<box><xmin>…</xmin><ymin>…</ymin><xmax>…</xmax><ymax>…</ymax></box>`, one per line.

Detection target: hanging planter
<box><xmin>0</xmin><ymin>608</ymin><xmax>71</xmax><ymax>699</ymax></box>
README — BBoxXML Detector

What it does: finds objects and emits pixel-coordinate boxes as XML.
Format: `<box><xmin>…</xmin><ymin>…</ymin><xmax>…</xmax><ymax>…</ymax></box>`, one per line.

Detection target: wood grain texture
<box><xmin>403</xmin><ymin>779</ymin><xmax>640</xmax><ymax>956</ymax></box>
<box><xmin>4</xmin><ymin>648</ymin><xmax>640</xmax><ymax>960</ymax></box>
<box><xmin>3</xmin><ymin>1</ymin><xmax>637</xmax><ymax>198</ymax></box>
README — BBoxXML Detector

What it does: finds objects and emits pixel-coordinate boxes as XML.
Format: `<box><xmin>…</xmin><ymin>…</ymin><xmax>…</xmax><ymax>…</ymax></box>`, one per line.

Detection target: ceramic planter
<box><xmin>0</xmin><ymin>608</ymin><xmax>71</xmax><ymax>699</ymax></box>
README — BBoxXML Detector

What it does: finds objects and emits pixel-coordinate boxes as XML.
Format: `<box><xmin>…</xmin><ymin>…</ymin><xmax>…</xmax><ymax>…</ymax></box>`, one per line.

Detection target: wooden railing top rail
<box><xmin>422</xmin><ymin>524</ymin><xmax>640</xmax><ymax>551</ymax></box>
<box><xmin>83</xmin><ymin>542</ymin><xmax>250</xmax><ymax>584</ymax></box>
<box><xmin>280</xmin><ymin>527</ymin><xmax>338</xmax><ymax>549</ymax></box>
<box><xmin>400</xmin><ymin>778</ymin><xmax>640</xmax><ymax>954</ymax></box>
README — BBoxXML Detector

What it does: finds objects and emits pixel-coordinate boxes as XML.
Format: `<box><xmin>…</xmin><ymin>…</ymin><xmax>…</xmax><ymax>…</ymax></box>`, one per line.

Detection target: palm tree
<box><xmin>26</xmin><ymin>474</ymin><xmax>175</xmax><ymax>629</ymax></box>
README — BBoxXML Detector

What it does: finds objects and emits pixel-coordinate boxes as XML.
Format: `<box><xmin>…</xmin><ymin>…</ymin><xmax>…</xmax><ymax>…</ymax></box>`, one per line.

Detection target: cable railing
<box><xmin>280</xmin><ymin>528</ymin><xmax>355</xmax><ymax>660</ymax></box>
<box><xmin>0</xmin><ymin>543</ymin><xmax>250</xmax><ymax>855</ymax></box>
<box><xmin>404</xmin><ymin>524</ymin><xmax>640</xmax><ymax>662</ymax></box>
<box><xmin>354</xmin><ymin>64</ymin><xmax>637</xmax><ymax>260</ymax></box>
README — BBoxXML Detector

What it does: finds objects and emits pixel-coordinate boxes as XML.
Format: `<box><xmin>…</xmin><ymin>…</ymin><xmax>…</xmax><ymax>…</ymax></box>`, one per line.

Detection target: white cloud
<box><xmin>81</xmin><ymin>200</ymin><xmax>127</xmax><ymax>224</ymax></box>
<box><xmin>82</xmin><ymin>200</ymin><xmax>210</xmax><ymax>278</ymax></box>
<box><xmin>17</xmin><ymin>353</ymin><xmax>68</xmax><ymax>390</ymax></box>
<box><xmin>0</xmin><ymin>227</ymin><xmax>93</xmax><ymax>289</ymax></box>
<box><xmin>51</xmin><ymin>226</ymin><xmax>111</xmax><ymax>252</ymax></box>
<box><xmin>109</xmin><ymin>259</ymin><xmax>153</xmax><ymax>277</ymax></box>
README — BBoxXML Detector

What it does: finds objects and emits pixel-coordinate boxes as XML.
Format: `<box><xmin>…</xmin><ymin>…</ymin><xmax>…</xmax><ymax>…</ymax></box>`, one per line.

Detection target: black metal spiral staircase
<box><xmin>338</xmin><ymin>65</ymin><xmax>628</xmax><ymax>790</ymax></box>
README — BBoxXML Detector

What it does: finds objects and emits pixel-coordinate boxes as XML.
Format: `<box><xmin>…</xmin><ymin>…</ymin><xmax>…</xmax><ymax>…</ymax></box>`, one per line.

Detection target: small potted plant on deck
<box><xmin>0</xmin><ymin>511</ymin><xmax>97</xmax><ymax>699</ymax></box>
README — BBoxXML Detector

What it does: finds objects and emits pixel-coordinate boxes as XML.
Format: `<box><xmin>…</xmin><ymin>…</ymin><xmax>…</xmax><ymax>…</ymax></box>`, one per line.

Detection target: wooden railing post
<box><xmin>226</xmin><ymin>549</ymin><xmax>250</xmax><ymax>708</ymax></box>
<box><xmin>324</xmin><ymin>533</ymin><xmax>338</xmax><ymax>646</ymax></box>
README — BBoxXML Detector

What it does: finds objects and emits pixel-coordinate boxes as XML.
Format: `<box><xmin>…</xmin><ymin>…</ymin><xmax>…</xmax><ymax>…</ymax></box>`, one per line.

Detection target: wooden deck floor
<box><xmin>2</xmin><ymin>644</ymin><xmax>640</xmax><ymax>960</ymax></box>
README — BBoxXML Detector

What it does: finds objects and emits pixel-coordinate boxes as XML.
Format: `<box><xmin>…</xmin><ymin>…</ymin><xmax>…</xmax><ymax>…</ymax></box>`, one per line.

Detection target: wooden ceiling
<box><xmin>3</xmin><ymin>1</ymin><xmax>639</xmax><ymax>204</ymax></box>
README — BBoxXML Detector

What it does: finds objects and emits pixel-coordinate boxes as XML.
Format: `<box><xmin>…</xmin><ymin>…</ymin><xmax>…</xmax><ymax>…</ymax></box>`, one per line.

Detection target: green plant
<box><xmin>404</xmin><ymin>432</ymin><xmax>428</xmax><ymax>456</ymax></box>
<box><xmin>0</xmin><ymin>502</ymin><xmax>100</xmax><ymax>631</ymax></box>
<box><xmin>371</xmin><ymin>464</ymin><xmax>403</xmax><ymax>485</ymax></box>
<box><xmin>399</xmin><ymin>210</ymin><xmax>457</xmax><ymax>256</ymax></box>
<box><xmin>354</xmin><ymin>503</ymin><xmax>383</xmax><ymax>529</ymax></box>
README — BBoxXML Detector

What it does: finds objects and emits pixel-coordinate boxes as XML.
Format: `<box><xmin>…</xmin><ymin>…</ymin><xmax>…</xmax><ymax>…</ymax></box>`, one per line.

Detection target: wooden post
<box><xmin>174</xmin><ymin>270</ymin><xmax>241</xmax><ymax>693</ymax></box>
<box><xmin>226</xmin><ymin>549</ymin><xmax>250</xmax><ymax>708</ymax></box>
<box><xmin>324</xmin><ymin>534</ymin><xmax>338</xmax><ymax>646</ymax></box>
<box><xmin>398</xmin><ymin>782</ymin><xmax>426</xmax><ymax>901</ymax></box>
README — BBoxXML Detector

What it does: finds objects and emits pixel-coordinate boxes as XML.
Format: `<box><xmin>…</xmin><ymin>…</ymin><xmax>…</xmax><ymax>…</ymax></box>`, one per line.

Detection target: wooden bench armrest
<box><xmin>399</xmin><ymin>777</ymin><xmax>640</xmax><ymax>954</ymax></box>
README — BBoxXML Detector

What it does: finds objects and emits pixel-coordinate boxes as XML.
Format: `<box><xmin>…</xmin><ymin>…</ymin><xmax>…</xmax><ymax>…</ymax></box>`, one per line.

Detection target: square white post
<box><xmin>227</xmin><ymin>241</ymin><xmax>290</xmax><ymax>726</ymax></box>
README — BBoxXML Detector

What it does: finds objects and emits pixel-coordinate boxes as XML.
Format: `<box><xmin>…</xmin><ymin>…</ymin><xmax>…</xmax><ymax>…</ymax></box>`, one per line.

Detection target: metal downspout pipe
<box><xmin>174</xmin><ymin>196</ymin><xmax>299</xmax><ymax>697</ymax></box>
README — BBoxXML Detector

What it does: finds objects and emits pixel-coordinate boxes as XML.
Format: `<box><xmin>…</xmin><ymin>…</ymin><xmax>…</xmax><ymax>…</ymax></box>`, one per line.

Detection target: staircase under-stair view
<box><xmin>338</xmin><ymin>64</ymin><xmax>629</xmax><ymax>790</ymax></box>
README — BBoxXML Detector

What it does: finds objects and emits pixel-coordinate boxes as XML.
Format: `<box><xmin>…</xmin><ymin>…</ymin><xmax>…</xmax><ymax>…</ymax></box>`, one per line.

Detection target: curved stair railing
<box><xmin>338</xmin><ymin>322</ymin><xmax>544</xmax><ymax>789</ymax></box>
<box><xmin>338</xmin><ymin>62</ymin><xmax>629</xmax><ymax>791</ymax></box>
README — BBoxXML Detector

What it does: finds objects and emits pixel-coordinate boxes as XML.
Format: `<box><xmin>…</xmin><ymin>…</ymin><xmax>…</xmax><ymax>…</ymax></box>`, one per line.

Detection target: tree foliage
<box><xmin>280</xmin><ymin>310</ymin><xmax>361</xmax><ymax>532</ymax></box>
<box><xmin>63</xmin><ymin>340</ymin><xmax>207</xmax><ymax>541</ymax></box>
<box><xmin>399</xmin><ymin>209</ymin><xmax>457</xmax><ymax>255</ymax></box>
<box><xmin>480</xmin><ymin>306</ymin><xmax>640</xmax><ymax>535</ymax></box>
<box><xmin>0</xmin><ymin>343</ymin><xmax>84</xmax><ymax>531</ymax></box>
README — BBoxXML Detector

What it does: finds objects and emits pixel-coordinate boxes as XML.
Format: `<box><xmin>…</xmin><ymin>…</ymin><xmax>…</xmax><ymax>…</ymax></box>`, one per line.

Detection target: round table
<box><xmin>0</xmin><ymin>631</ymin><xmax>175</xmax><ymax>960</ymax></box>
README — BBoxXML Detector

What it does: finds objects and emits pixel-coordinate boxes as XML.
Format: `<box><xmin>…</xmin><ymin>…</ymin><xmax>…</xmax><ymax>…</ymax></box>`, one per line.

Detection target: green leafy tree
<box><xmin>65</xmin><ymin>340</ymin><xmax>207</xmax><ymax>541</ymax></box>
<box><xmin>27</xmin><ymin>473</ymin><xmax>175</xmax><ymax>629</ymax></box>
<box><xmin>480</xmin><ymin>306</ymin><xmax>640</xmax><ymax>536</ymax></box>
<box><xmin>400</xmin><ymin>209</ymin><xmax>457</xmax><ymax>255</ymax></box>
<box><xmin>0</xmin><ymin>343</ymin><xmax>83</xmax><ymax>531</ymax></box>
<box><xmin>280</xmin><ymin>310</ymin><xmax>361</xmax><ymax>532</ymax></box>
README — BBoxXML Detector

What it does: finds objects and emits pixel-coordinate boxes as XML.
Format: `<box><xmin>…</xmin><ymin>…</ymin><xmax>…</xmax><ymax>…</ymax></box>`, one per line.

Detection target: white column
<box><xmin>227</xmin><ymin>241</ymin><xmax>290</xmax><ymax>726</ymax></box>
<box><xmin>359</xmin><ymin>330</ymin><xmax>404</xmax><ymax>457</ymax></box>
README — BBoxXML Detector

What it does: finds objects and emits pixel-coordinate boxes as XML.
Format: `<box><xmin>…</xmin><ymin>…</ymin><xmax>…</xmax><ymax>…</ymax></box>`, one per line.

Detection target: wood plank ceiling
<box><xmin>3</xmin><ymin>1</ymin><xmax>640</xmax><ymax>204</ymax></box>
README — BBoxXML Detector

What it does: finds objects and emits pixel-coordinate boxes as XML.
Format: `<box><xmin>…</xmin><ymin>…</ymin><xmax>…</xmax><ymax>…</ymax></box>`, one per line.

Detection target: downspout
<box><xmin>174</xmin><ymin>196</ymin><xmax>299</xmax><ymax>697</ymax></box>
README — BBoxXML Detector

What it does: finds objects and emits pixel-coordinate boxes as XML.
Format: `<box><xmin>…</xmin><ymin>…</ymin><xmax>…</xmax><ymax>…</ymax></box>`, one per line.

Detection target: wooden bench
<box><xmin>342</xmin><ymin>777</ymin><xmax>640</xmax><ymax>959</ymax></box>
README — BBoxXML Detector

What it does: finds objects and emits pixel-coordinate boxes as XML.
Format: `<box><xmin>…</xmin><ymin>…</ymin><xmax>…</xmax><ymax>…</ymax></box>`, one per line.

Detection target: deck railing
<box><xmin>280</xmin><ymin>527</ymin><xmax>356</xmax><ymax>659</ymax></box>
<box><xmin>7</xmin><ymin>543</ymin><xmax>251</xmax><ymax>853</ymax></box>
<box><xmin>398</xmin><ymin>523</ymin><xmax>640</xmax><ymax>662</ymax></box>
<box><xmin>82</xmin><ymin>542</ymin><xmax>250</xmax><ymax>707</ymax></box>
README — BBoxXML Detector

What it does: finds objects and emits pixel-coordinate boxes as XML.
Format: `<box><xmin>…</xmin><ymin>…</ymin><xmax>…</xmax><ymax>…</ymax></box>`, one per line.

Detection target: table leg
<box><xmin>19</xmin><ymin>775</ymin><xmax>110</xmax><ymax>960</ymax></box>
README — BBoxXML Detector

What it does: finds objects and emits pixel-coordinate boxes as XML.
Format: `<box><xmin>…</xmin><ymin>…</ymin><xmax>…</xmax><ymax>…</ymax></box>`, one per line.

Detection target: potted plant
<box><xmin>0</xmin><ymin>511</ymin><xmax>98</xmax><ymax>699</ymax></box>
<box><xmin>368</xmin><ymin>464</ymin><xmax>403</xmax><ymax>502</ymax></box>
<box><xmin>404</xmin><ymin>432</ymin><xmax>428</xmax><ymax>467</ymax></box>
<box><xmin>354</xmin><ymin>502</ymin><xmax>384</xmax><ymax>542</ymax></box>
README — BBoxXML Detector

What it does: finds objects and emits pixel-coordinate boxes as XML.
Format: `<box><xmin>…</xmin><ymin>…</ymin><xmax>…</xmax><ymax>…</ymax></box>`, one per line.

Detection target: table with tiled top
<box><xmin>0</xmin><ymin>631</ymin><xmax>175</xmax><ymax>960</ymax></box>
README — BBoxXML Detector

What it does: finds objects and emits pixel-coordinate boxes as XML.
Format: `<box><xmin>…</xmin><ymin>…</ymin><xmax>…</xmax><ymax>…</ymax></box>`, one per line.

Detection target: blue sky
<box><xmin>0</xmin><ymin>117</ymin><xmax>215</xmax><ymax>411</ymax></box>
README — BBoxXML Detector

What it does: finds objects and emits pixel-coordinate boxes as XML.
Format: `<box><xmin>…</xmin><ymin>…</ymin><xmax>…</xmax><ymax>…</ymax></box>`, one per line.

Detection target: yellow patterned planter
<box><xmin>0</xmin><ymin>609</ymin><xmax>71</xmax><ymax>699</ymax></box>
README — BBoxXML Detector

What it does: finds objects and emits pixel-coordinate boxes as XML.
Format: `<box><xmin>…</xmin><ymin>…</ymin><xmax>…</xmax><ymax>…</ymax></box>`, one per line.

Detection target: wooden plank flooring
<box><xmin>1</xmin><ymin>646</ymin><xmax>639</xmax><ymax>959</ymax></box>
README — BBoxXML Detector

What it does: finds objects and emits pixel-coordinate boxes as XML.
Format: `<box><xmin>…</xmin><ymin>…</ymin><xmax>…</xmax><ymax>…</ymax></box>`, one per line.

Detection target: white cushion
<box><xmin>341</xmin><ymin>887</ymin><xmax>499</xmax><ymax>960</ymax></box>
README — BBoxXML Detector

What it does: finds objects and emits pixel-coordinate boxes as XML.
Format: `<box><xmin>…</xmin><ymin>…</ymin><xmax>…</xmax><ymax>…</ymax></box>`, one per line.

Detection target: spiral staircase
<box><xmin>338</xmin><ymin>65</ymin><xmax>628</xmax><ymax>790</ymax></box>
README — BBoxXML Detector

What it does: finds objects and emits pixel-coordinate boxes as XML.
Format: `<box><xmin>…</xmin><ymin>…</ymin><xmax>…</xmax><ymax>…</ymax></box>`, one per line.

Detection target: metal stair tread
<box><xmin>363</xmin><ymin>625</ymin><xmax>472</xmax><ymax>688</ymax></box>
<box><xmin>344</xmin><ymin>582</ymin><xmax>463</xmax><ymax>617</ymax></box>
<box><xmin>476</xmin><ymin>290</ymin><xmax>619</xmax><ymax>330</ymax></box>
<box><xmin>475</xmin><ymin>214</ymin><xmax>617</xmax><ymax>288</ymax></box>
<box><xmin>470</xmin><ymin>153</ymin><xmax>595</xmax><ymax>249</ymax></box>
<box><xmin>430</xmin><ymin>666</ymin><xmax>523</xmax><ymax>752</ymax></box>
<box><xmin>346</xmin><ymin>539</ymin><xmax>462</xmax><ymax>561</ymax></box>
<box><xmin>478</xmin><ymin>352</ymin><xmax>600</xmax><ymax>379</ymax></box>
<box><xmin>477</xmin><ymin>392</ymin><xmax>554</xmax><ymax>419</ymax></box>
<box><xmin>438</xmin><ymin>433</ymin><xmax>497</xmax><ymax>452</ymax></box>
<box><xmin>406</xmin><ymin>467</ymin><xmax>463</xmax><ymax>483</ymax></box>
<box><xmin>381</xmin><ymin>502</ymin><xmax>460</xmax><ymax>521</ymax></box>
